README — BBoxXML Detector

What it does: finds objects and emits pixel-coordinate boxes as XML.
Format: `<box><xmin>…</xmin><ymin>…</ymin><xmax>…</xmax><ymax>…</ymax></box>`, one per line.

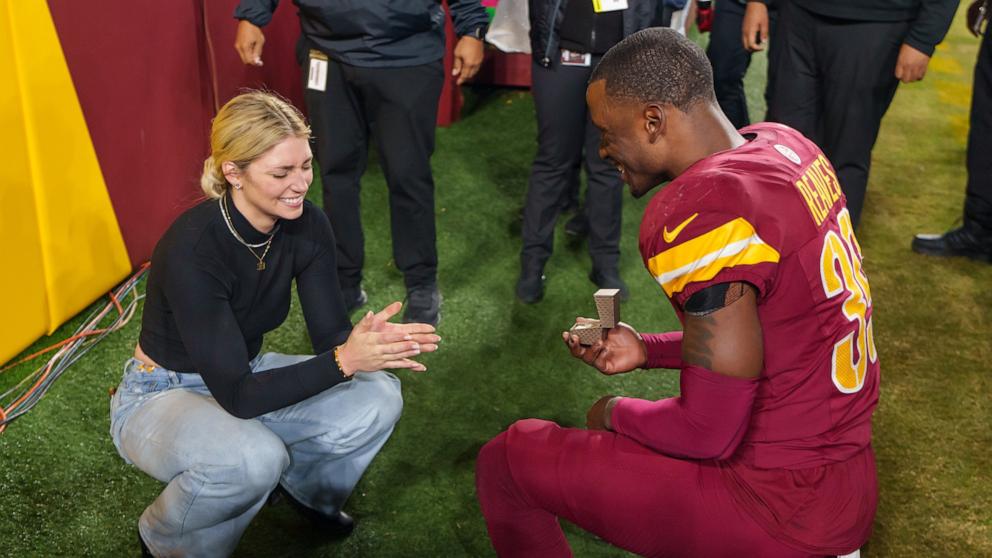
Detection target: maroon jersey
<box><xmin>638</xmin><ymin>123</ymin><xmax>878</xmax><ymax>552</ymax></box>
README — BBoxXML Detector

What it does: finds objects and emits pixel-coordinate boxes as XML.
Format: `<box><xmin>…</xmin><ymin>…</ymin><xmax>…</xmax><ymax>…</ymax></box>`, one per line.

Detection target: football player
<box><xmin>476</xmin><ymin>28</ymin><xmax>878</xmax><ymax>557</ymax></box>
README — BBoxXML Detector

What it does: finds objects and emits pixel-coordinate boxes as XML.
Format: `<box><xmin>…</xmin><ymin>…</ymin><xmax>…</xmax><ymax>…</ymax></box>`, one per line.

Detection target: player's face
<box><xmin>237</xmin><ymin>136</ymin><xmax>313</xmax><ymax>227</ymax></box>
<box><xmin>587</xmin><ymin>80</ymin><xmax>667</xmax><ymax>198</ymax></box>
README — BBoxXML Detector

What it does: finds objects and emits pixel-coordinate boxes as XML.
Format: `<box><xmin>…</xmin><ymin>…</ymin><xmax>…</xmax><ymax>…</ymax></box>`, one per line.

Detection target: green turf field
<box><xmin>2</xmin><ymin>11</ymin><xmax>989</xmax><ymax>557</ymax></box>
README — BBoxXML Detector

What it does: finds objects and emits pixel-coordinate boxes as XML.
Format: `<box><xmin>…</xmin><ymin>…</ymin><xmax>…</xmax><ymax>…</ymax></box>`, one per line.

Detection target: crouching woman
<box><xmin>109</xmin><ymin>91</ymin><xmax>439</xmax><ymax>557</ymax></box>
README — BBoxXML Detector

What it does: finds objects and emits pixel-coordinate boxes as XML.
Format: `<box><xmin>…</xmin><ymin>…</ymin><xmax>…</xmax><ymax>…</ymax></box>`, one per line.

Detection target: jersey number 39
<box><xmin>820</xmin><ymin>209</ymin><xmax>877</xmax><ymax>393</ymax></box>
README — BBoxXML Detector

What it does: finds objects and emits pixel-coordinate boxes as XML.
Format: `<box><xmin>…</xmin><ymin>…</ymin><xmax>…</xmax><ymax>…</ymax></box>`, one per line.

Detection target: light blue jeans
<box><xmin>110</xmin><ymin>353</ymin><xmax>402</xmax><ymax>558</ymax></box>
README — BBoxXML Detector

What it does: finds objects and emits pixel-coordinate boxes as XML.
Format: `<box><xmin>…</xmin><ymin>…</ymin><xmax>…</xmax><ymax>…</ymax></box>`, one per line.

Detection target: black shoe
<box><xmin>564</xmin><ymin>212</ymin><xmax>589</xmax><ymax>238</ymax></box>
<box><xmin>912</xmin><ymin>223</ymin><xmax>992</xmax><ymax>263</ymax></box>
<box><xmin>273</xmin><ymin>486</ymin><xmax>356</xmax><ymax>537</ymax></box>
<box><xmin>341</xmin><ymin>286</ymin><xmax>368</xmax><ymax>314</ymax></box>
<box><xmin>516</xmin><ymin>266</ymin><xmax>546</xmax><ymax>304</ymax></box>
<box><xmin>138</xmin><ymin>530</ymin><xmax>153</xmax><ymax>557</ymax></box>
<box><xmin>403</xmin><ymin>284</ymin><xmax>442</xmax><ymax>326</ymax></box>
<box><xmin>589</xmin><ymin>268</ymin><xmax>629</xmax><ymax>301</ymax></box>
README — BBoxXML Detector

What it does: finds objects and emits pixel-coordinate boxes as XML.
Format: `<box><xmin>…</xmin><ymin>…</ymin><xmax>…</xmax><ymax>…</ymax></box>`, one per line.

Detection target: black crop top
<box><xmin>138</xmin><ymin>197</ymin><xmax>352</xmax><ymax>419</ymax></box>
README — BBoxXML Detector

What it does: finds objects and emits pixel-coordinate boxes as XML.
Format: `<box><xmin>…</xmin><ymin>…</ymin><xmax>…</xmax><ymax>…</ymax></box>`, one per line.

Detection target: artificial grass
<box><xmin>1</xmin><ymin>12</ymin><xmax>989</xmax><ymax>556</ymax></box>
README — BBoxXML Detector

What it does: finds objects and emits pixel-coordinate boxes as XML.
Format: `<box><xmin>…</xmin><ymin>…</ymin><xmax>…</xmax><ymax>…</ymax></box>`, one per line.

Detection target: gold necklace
<box><xmin>220</xmin><ymin>193</ymin><xmax>275</xmax><ymax>271</ymax></box>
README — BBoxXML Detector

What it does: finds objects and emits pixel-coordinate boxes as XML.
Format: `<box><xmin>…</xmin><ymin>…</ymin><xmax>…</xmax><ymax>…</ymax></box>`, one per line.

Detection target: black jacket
<box><xmin>235</xmin><ymin>0</ymin><xmax>489</xmax><ymax>68</ymax></box>
<box><xmin>528</xmin><ymin>0</ymin><xmax>657</xmax><ymax>67</ymax></box>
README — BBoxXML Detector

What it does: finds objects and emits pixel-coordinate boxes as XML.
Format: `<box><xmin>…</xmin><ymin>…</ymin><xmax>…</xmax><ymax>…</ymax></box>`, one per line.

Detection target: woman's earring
<box><xmin>234</xmin><ymin>183</ymin><xmax>242</xmax><ymax>190</ymax></box>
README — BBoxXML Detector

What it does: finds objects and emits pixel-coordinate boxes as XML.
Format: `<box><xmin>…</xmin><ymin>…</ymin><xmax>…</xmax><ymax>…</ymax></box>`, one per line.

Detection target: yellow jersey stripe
<box><xmin>647</xmin><ymin>217</ymin><xmax>781</xmax><ymax>296</ymax></box>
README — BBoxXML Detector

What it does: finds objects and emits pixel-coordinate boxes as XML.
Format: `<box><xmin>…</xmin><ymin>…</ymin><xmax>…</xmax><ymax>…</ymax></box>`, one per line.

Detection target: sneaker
<box><xmin>272</xmin><ymin>486</ymin><xmax>355</xmax><ymax>537</ymax></box>
<box><xmin>911</xmin><ymin>223</ymin><xmax>992</xmax><ymax>263</ymax></box>
<box><xmin>589</xmin><ymin>268</ymin><xmax>629</xmax><ymax>301</ymax></box>
<box><xmin>516</xmin><ymin>265</ymin><xmax>547</xmax><ymax>304</ymax></box>
<box><xmin>403</xmin><ymin>284</ymin><xmax>442</xmax><ymax>326</ymax></box>
<box><xmin>564</xmin><ymin>211</ymin><xmax>590</xmax><ymax>238</ymax></box>
<box><xmin>341</xmin><ymin>286</ymin><xmax>368</xmax><ymax>313</ymax></box>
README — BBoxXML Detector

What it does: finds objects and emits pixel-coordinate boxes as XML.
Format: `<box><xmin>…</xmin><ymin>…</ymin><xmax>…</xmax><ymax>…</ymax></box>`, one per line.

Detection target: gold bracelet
<box><xmin>333</xmin><ymin>345</ymin><xmax>350</xmax><ymax>377</ymax></box>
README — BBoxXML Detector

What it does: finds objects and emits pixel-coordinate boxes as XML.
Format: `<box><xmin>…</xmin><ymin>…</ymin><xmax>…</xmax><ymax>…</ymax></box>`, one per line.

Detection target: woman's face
<box><xmin>231</xmin><ymin>135</ymin><xmax>313</xmax><ymax>228</ymax></box>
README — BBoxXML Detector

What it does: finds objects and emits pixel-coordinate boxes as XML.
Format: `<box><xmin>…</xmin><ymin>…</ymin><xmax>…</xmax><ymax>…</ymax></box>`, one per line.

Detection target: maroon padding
<box><xmin>49</xmin><ymin>1</ymin><xmax>465</xmax><ymax>266</ymax></box>
<box><xmin>48</xmin><ymin>0</ymin><xmax>305</xmax><ymax>266</ymax></box>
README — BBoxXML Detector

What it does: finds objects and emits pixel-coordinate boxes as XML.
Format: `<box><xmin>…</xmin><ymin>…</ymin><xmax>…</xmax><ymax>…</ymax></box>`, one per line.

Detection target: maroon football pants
<box><xmin>475</xmin><ymin>419</ymin><xmax>817</xmax><ymax>558</ymax></box>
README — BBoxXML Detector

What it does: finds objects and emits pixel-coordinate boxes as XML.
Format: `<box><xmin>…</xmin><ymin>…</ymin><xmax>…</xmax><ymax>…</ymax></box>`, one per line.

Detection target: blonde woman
<box><xmin>110</xmin><ymin>91</ymin><xmax>439</xmax><ymax>557</ymax></box>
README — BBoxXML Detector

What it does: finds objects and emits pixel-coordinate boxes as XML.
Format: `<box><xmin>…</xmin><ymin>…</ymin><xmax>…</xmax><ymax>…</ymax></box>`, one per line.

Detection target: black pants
<box><xmin>304</xmin><ymin>56</ymin><xmax>444</xmax><ymax>290</ymax></box>
<box><xmin>767</xmin><ymin>2</ymin><xmax>908</xmax><ymax>228</ymax></box>
<box><xmin>706</xmin><ymin>0</ymin><xmax>779</xmax><ymax>129</ymax></box>
<box><xmin>965</xmin><ymin>26</ymin><xmax>992</xmax><ymax>232</ymax></box>
<box><xmin>521</xmin><ymin>57</ymin><xmax>623</xmax><ymax>272</ymax></box>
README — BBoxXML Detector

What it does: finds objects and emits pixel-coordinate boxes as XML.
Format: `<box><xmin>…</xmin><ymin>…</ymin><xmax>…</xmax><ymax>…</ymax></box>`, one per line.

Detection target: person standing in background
<box><xmin>516</xmin><ymin>0</ymin><xmax>656</xmax><ymax>303</ymax></box>
<box><xmin>706</xmin><ymin>0</ymin><xmax>779</xmax><ymax>129</ymax></box>
<box><xmin>750</xmin><ymin>0</ymin><xmax>958</xmax><ymax>228</ymax></box>
<box><xmin>913</xmin><ymin>0</ymin><xmax>992</xmax><ymax>262</ymax></box>
<box><xmin>234</xmin><ymin>0</ymin><xmax>491</xmax><ymax>326</ymax></box>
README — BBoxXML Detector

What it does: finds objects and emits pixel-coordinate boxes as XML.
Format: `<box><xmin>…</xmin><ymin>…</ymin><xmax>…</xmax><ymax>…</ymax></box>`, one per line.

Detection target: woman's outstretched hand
<box><xmin>337</xmin><ymin>302</ymin><xmax>440</xmax><ymax>375</ymax></box>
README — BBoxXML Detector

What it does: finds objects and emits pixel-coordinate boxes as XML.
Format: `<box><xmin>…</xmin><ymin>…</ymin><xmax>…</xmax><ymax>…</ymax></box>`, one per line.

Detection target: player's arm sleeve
<box><xmin>611</xmin><ymin>364</ymin><xmax>759</xmax><ymax>460</ymax></box>
<box><xmin>641</xmin><ymin>331</ymin><xmax>683</xmax><ymax>369</ymax></box>
<box><xmin>233</xmin><ymin>0</ymin><xmax>279</xmax><ymax>27</ymax></box>
<box><xmin>296</xmin><ymin>208</ymin><xmax>353</xmax><ymax>354</ymax></box>
<box><xmin>164</xmin><ymin>255</ymin><xmax>346</xmax><ymax>420</ymax></box>
<box><xmin>449</xmin><ymin>0</ymin><xmax>490</xmax><ymax>37</ymax></box>
<box><xmin>904</xmin><ymin>0</ymin><xmax>958</xmax><ymax>56</ymax></box>
<box><xmin>621</xmin><ymin>211</ymin><xmax>774</xmax><ymax>458</ymax></box>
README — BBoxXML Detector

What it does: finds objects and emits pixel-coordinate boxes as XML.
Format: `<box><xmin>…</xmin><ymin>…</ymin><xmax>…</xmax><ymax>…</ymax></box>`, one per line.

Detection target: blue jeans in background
<box><xmin>110</xmin><ymin>353</ymin><xmax>402</xmax><ymax>557</ymax></box>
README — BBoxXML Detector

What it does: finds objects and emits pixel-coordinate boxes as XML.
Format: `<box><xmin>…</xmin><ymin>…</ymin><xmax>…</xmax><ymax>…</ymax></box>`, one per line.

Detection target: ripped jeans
<box><xmin>109</xmin><ymin>353</ymin><xmax>402</xmax><ymax>558</ymax></box>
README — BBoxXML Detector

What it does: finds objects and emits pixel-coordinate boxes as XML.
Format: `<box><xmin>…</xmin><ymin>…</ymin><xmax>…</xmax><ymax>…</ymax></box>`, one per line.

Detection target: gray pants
<box><xmin>110</xmin><ymin>353</ymin><xmax>403</xmax><ymax>557</ymax></box>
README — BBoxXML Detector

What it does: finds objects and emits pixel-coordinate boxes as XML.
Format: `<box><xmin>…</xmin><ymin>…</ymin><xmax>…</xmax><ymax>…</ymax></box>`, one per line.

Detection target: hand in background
<box><xmin>337</xmin><ymin>303</ymin><xmax>439</xmax><ymax>375</ymax></box>
<box><xmin>563</xmin><ymin>321</ymin><xmax>647</xmax><ymax>375</ymax></box>
<box><xmin>452</xmin><ymin>36</ymin><xmax>484</xmax><ymax>85</ymax></box>
<box><xmin>742</xmin><ymin>2</ymin><xmax>770</xmax><ymax>52</ymax></box>
<box><xmin>894</xmin><ymin>43</ymin><xmax>931</xmax><ymax>83</ymax></box>
<box><xmin>235</xmin><ymin>20</ymin><xmax>266</xmax><ymax>66</ymax></box>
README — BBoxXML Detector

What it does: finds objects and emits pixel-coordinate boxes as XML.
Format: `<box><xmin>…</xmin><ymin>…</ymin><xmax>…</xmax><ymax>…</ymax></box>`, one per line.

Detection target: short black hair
<box><xmin>590</xmin><ymin>27</ymin><xmax>715</xmax><ymax>111</ymax></box>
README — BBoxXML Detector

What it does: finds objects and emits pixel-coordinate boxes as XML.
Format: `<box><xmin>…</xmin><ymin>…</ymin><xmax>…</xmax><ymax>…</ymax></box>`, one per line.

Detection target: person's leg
<box><xmin>912</xmin><ymin>28</ymin><xmax>992</xmax><ymax>260</ymax></box>
<box><xmin>766</xmin><ymin>1</ymin><xmax>821</xmax><ymax>140</ymax></box>
<box><xmin>112</xmin><ymin>363</ymin><xmax>288</xmax><ymax>557</ymax></box>
<box><xmin>306</xmin><ymin>56</ymin><xmax>370</xmax><ymax>293</ymax></box>
<box><xmin>518</xmin><ymin>58</ymin><xmax>590</xmax><ymax>301</ymax></box>
<box><xmin>582</xmin><ymin>110</ymin><xmax>625</xmax><ymax>297</ymax></box>
<box><xmin>255</xmin><ymin>353</ymin><xmax>403</xmax><ymax>516</ymax></box>
<box><xmin>358</xmin><ymin>62</ymin><xmax>444</xmax><ymax>292</ymax></box>
<box><xmin>816</xmin><ymin>17</ymin><xmax>907</xmax><ymax>228</ymax></box>
<box><xmin>965</xmin><ymin>28</ymin><xmax>992</xmax><ymax>233</ymax></box>
<box><xmin>476</xmin><ymin>419</ymin><xmax>812</xmax><ymax>557</ymax></box>
<box><xmin>707</xmin><ymin>0</ymin><xmax>752</xmax><ymax>128</ymax></box>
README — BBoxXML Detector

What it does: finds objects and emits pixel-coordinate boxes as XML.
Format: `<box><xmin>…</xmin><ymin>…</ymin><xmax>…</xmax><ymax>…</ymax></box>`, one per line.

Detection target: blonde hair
<box><xmin>200</xmin><ymin>91</ymin><xmax>311</xmax><ymax>198</ymax></box>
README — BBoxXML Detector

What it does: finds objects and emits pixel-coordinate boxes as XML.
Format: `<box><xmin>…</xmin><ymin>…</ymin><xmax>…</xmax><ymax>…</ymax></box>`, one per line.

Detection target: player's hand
<box><xmin>235</xmin><ymin>20</ymin><xmax>266</xmax><ymax>66</ymax></box>
<box><xmin>452</xmin><ymin>36</ymin><xmax>485</xmax><ymax>85</ymax></box>
<box><xmin>742</xmin><ymin>2</ymin><xmax>770</xmax><ymax>52</ymax></box>
<box><xmin>894</xmin><ymin>43</ymin><xmax>931</xmax><ymax>83</ymax></box>
<box><xmin>337</xmin><ymin>303</ymin><xmax>439</xmax><ymax>375</ymax></box>
<box><xmin>966</xmin><ymin>0</ymin><xmax>986</xmax><ymax>37</ymax></box>
<box><xmin>562</xmin><ymin>321</ymin><xmax>647</xmax><ymax>375</ymax></box>
<box><xmin>586</xmin><ymin>395</ymin><xmax>620</xmax><ymax>430</ymax></box>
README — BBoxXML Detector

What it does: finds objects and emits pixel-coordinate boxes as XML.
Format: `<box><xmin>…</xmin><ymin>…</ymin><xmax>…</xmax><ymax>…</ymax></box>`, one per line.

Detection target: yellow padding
<box><xmin>0</xmin><ymin>0</ymin><xmax>131</xmax><ymax>365</ymax></box>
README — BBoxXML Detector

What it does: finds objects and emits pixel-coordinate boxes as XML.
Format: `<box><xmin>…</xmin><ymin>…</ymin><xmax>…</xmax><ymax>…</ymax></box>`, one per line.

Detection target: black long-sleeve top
<box><xmin>138</xmin><ymin>197</ymin><xmax>351</xmax><ymax>419</ymax></box>
<box><xmin>234</xmin><ymin>0</ymin><xmax>490</xmax><ymax>68</ymax></box>
<box><xmin>792</xmin><ymin>0</ymin><xmax>958</xmax><ymax>56</ymax></box>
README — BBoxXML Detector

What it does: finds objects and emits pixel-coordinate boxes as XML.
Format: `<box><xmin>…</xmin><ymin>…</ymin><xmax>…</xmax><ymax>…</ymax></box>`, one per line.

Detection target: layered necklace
<box><xmin>219</xmin><ymin>192</ymin><xmax>279</xmax><ymax>271</ymax></box>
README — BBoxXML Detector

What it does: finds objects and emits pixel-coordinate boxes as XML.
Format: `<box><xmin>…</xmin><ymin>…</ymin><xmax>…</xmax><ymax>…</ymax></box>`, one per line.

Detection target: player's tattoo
<box><xmin>684</xmin><ymin>282</ymin><xmax>753</xmax><ymax>316</ymax></box>
<box><xmin>681</xmin><ymin>312</ymin><xmax>717</xmax><ymax>369</ymax></box>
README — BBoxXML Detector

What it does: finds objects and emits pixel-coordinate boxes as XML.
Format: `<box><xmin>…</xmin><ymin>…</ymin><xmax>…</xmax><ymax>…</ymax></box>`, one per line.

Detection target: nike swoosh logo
<box><xmin>663</xmin><ymin>213</ymin><xmax>699</xmax><ymax>243</ymax></box>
